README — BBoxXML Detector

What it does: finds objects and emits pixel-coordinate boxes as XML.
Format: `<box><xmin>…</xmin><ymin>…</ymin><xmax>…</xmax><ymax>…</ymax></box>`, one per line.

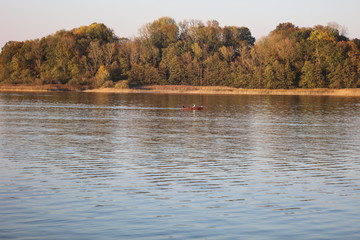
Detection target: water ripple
<box><xmin>1</xmin><ymin>93</ymin><xmax>360</xmax><ymax>239</ymax></box>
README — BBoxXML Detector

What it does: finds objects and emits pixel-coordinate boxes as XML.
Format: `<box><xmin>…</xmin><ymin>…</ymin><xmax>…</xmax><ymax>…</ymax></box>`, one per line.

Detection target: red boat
<box><xmin>182</xmin><ymin>106</ymin><xmax>203</xmax><ymax>110</ymax></box>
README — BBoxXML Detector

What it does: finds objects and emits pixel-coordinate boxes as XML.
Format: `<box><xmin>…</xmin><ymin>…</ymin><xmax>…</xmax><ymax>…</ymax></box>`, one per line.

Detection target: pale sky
<box><xmin>0</xmin><ymin>0</ymin><xmax>359</xmax><ymax>48</ymax></box>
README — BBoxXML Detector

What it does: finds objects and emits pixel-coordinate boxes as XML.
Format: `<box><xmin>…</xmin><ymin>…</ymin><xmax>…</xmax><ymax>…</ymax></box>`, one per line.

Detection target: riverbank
<box><xmin>0</xmin><ymin>84</ymin><xmax>88</xmax><ymax>92</ymax></box>
<box><xmin>86</xmin><ymin>85</ymin><xmax>360</xmax><ymax>96</ymax></box>
<box><xmin>1</xmin><ymin>84</ymin><xmax>360</xmax><ymax>96</ymax></box>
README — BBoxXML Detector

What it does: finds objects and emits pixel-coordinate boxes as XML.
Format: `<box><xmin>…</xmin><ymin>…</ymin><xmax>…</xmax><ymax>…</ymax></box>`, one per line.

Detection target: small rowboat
<box><xmin>182</xmin><ymin>106</ymin><xmax>203</xmax><ymax>110</ymax></box>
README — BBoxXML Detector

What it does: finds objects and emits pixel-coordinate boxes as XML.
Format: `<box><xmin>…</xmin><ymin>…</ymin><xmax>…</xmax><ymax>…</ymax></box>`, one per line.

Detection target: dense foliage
<box><xmin>1</xmin><ymin>18</ymin><xmax>359</xmax><ymax>88</ymax></box>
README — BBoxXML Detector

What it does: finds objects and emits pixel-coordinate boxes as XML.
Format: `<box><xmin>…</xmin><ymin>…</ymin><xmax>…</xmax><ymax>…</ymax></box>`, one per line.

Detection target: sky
<box><xmin>0</xmin><ymin>0</ymin><xmax>359</xmax><ymax>48</ymax></box>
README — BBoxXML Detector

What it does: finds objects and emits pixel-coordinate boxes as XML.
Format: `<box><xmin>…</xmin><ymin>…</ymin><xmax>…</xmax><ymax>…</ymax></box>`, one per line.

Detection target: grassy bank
<box><xmin>1</xmin><ymin>84</ymin><xmax>360</xmax><ymax>96</ymax></box>
<box><xmin>86</xmin><ymin>85</ymin><xmax>360</xmax><ymax>96</ymax></box>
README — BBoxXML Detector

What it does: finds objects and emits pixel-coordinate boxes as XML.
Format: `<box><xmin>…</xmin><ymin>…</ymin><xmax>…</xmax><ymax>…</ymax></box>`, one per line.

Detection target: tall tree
<box><xmin>140</xmin><ymin>17</ymin><xmax>179</xmax><ymax>49</ymax></box>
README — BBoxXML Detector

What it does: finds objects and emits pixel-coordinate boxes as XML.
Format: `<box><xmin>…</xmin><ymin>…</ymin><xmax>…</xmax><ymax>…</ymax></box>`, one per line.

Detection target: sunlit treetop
<box><xmin>72</xmin><ymin>23</ymin><xmax>118</xmax><ymax>43</ymax></box>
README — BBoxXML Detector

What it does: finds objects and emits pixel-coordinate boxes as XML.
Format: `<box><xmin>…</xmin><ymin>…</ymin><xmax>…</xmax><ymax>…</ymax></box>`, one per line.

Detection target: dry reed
<box><xmin>1</xmin><ymin>84</ymin><xmax>360</xmax><ymax>96</ymax></box>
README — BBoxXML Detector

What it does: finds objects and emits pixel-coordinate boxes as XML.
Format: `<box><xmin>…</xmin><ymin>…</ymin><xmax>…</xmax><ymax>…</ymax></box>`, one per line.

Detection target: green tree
<box><xmin>194</xmin><ymin>20</ymin><xmax>222</xmax><ymax>55</ymax></box>
<box><xmin>140</xmin><ymin>17</ymin><xmax>179</xmax><ymax>49</ymax></box>
<box><xmin>222</xmin><ymin>26</ymin><xmax>255</xmax><ymax>49</ymax></box>
<box><xmin>204</xmin><ymin>53</ymin><xmax>230</xmax><ymax>86</ymax></box>
<box><xmin>299</xmin><ymin>61</ymin><xmax>326</xmax><ymax>88</ymax></box>
<box><xmin>73</xmin><ymin>23</ymin><xmax>118</xmax><ymax>43</ymax></box>
<box><xmin>94</xmin><ymin>65</ymin><xmax>110</xmax><ymax>87</ymax></box>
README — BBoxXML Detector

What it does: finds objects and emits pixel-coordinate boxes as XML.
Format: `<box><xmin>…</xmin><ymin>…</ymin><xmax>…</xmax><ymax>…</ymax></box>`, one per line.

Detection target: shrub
<box><xmin>101</xmin><ymin>80</ymin><xmax>115</xmax><ymax>88</ymax></box>
<box><xmin>114</xmin><ymin>80</ymin><xmax>129</xmax><ymax>89</ymax></box>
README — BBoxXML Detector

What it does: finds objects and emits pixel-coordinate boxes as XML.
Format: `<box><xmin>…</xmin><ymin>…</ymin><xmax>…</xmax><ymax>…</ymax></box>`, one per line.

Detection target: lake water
<box><xmin>0</xmin><ymin>92</ymin><xmax>360</xmax><ymax>239</ymax></box>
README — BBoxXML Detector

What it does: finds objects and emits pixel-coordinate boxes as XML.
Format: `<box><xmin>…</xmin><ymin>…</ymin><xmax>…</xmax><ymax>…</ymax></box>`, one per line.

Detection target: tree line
<box><xmin>0</xmin><ymin>17</ymin><xmax>359</xmax><ymax>89</ymax></box>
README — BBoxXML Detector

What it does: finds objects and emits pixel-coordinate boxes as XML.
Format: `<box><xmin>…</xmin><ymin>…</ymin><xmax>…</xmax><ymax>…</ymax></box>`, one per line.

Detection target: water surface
<box><xmin>0</xmin><ymin>92</ymin><xmax>360</xmax><ymax>239</ymax></box>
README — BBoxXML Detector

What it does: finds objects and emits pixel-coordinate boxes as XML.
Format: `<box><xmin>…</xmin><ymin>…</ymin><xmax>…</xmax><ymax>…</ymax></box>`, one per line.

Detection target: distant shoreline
<box><xmin>0</xmin><ymin>84</ymin><xmax>87</xmax><ymax>92</ymax></box>
<box><xmin>1</xmin><ymin>84</ymin><xmax>360</xmax><ymax>96</ymax></box>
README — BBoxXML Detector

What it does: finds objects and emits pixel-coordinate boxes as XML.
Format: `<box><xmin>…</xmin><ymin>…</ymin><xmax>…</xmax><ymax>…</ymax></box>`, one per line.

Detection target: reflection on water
<box><xmin>0</xmin><ymin>92</ymin><xmax>360</xmax><ymax>239</ymax></box>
